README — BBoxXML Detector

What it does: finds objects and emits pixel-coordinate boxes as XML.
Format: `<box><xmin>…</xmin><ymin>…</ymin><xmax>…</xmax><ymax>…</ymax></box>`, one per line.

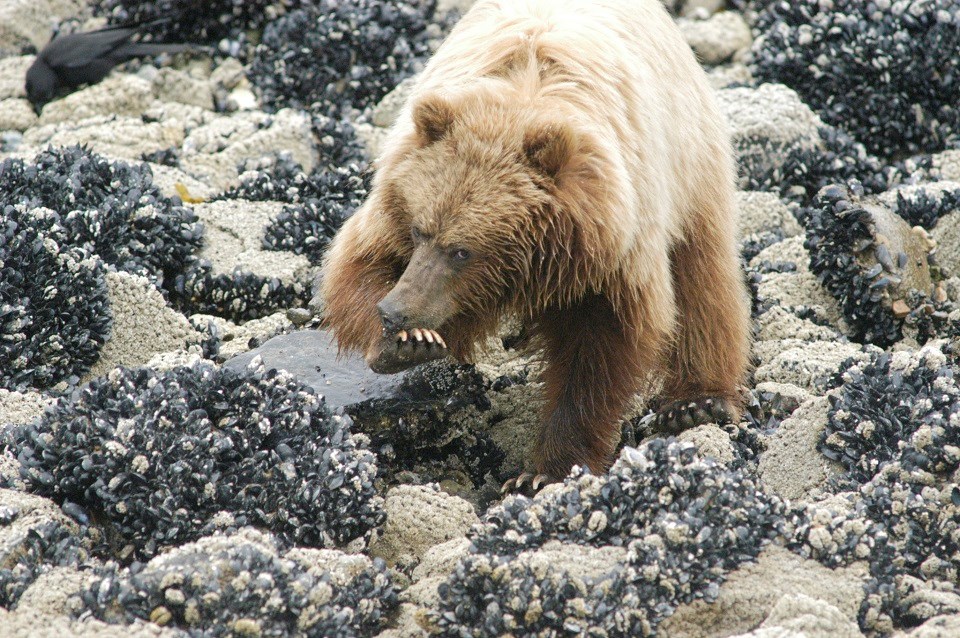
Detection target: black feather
<box><xmin>25</xmin><ymin>21</ymin><xmax>197</xmax><ymax>111</ymax></box>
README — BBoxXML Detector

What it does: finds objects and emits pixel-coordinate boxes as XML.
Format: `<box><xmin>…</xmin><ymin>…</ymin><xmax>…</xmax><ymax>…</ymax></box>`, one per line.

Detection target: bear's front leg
<box><xmin>516</xmin><ymin>292</ymin><xmax>670</xmax><ymax>490</ymax></box>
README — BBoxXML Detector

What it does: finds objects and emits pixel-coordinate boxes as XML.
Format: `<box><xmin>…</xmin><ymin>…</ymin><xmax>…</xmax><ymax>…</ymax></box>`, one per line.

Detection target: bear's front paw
<box><xmin>650</xmin><ymin>396</ymin><xmax>736</xmax><ymax>434</ymax></box>
<box><xmin>366</xmin><ymin>328</ymin><xmax>449</xmax><ymax>374</ymax></box>
<box><xmin>500</xmin><ymin>472</ymin><xmax>555</xmax><ymax>496</ymax></box>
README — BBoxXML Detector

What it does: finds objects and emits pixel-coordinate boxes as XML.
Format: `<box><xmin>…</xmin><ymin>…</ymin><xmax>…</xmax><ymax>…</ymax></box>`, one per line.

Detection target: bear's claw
<box><xmin>367</xmin><ymin>328</ymin><xmax>449</xmax><ymax>374</ymax></box>
<box><xmin>500</xmin><ymin>472</ymin><xmax>552</xmax><ymax>496</ymax></box>
<box><xmin>650</xmin><ymin>396</ymin><xmax>735</xmax><ymax>434</ymax></box>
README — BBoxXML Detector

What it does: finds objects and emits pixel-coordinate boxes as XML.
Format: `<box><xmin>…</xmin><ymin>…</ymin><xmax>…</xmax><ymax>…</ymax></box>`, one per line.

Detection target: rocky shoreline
<box><xmin>2</xmin><ymin>0</ymin><xmax>960</xmax><ymax>636</ymax></box>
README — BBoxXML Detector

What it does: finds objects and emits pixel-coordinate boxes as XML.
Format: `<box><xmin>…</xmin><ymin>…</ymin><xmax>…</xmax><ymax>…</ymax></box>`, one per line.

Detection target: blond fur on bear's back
<box><xmin>378</xmin><ymin>0</ymin><xmax>739</xmax><ymax>286</ymax></box>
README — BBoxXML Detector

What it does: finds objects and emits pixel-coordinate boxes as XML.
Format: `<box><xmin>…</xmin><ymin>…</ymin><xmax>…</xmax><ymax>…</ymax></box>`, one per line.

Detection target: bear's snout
<box><xmin>377</xmin><ymin>298</ymin><xmax>408</xmax><ymax>334</ymax></box>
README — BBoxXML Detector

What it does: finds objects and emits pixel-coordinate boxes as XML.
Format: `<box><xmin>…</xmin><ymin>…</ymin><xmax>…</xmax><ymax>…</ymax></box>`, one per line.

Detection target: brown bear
<box><xmin>319</xmin><ymin>0</ymin><xmax>751</xmax><ymax>488</ymax></box>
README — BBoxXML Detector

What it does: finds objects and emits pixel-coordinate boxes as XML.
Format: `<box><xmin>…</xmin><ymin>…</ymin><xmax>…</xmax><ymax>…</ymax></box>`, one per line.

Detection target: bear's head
<box><xmin>375</xmin><ymin>89</ymin><xmax>603</xmax><ymax>348</ymax></box>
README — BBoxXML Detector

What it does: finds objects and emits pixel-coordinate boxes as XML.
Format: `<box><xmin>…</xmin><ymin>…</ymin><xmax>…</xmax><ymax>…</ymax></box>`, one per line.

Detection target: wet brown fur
<box><xmin>320</xmin><ymin>0</ymin><xmax>752</xmax><ymax>481</ymax></box>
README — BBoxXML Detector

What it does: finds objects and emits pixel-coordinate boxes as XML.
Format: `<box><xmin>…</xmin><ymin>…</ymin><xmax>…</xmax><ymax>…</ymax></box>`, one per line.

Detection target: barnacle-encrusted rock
<box><xmin>0</xmin><ymin>0</ymin><xmax>84</xmax><ymax>55</ymax></box>
<box><xmin>750</xmin><ymin>0</ymin><xmax>960</xmax><ymax>157</ymax></box>
<box><xmin>677</xmin><ymin>10</ymin><xmax>752</xmax><ymax>65</ymax></box>
<box><xmin>8</xmin><ymin>362</ymin><xmax>384</xmax><ymax>560</ymax></box>
<box><xmin>659</xmin><ymin>545</ymin><xmax>867</xmax><ymax>638</ymax></box>
<box><xmin>716</xmin><ymin>83</ymin><xmax>823</xmax><ymax>188</ymax></box>
<box><xmin>85</xmin><ymin>271</ymin><xmax>203</xmax><ymax>380</ymax></box>
<box><xmin>37</xmin><ymin>75</ymin><xmax>156</xmax><ymax>126</ymax></box>
<box><xmin>758</xmin><ymin>396</ymin><xmax>842</xmax><ymax>502</ymax></box>
<box><xmin>178</xmin><ymin>108</ymin><xmax>317</xmax><ymax>191</ymax></box>
<box><xmin>81</xmin><ymin>528</ymin><xmax>397</xmax><ymax>637</ymax></box>
<box><xmin>249</xmin><ymin>0</ymin><xmax>439</xmax><ymax>116</ymax></box>
<box><xmin>781</xmin><ymin>344</ymin><xmax>960</xmax><ymax>633</ymax></box>
<box><xmin>369</xmin><ymin>485</ymin><xmax>478</xmax><ymax>568</ymax></box>
<box><xmin>431</xmin><ymin>440</ymin><xmax>786</xmax><ymax>637</ymax></box>
<box><xmin>0</xmin><ymin>489</ymin><xmax>88</xmax><ymax>609</ymax></box>
<box><xmin>803</xmin><ymin>183</ymin><xmax>938</xmax><ymax>347</ymax></box>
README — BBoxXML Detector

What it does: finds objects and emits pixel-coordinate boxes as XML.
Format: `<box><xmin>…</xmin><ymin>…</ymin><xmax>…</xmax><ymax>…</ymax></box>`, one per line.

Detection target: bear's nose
<box><xmin>377</xmin><ymin>299</ymin><xmax>408</xmax><ymax>334</ymax></box>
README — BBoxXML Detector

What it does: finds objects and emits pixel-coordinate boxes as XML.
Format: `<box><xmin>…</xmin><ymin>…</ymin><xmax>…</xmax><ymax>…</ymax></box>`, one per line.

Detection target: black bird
<box><xmin>25</xmin><ymin>22</ymin><xmax>193</xmax><ymax>111</ymax></box>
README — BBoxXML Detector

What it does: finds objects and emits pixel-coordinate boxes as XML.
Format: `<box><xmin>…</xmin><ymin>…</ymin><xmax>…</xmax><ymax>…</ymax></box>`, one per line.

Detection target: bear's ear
<box><xmin>412</xmin><ymin>93</ymin><xmax>457</xmax><ymax>146</ymax></box>
<box><xmin>523</xmin><ymin>122</ymin><xmax>576</xmax><ymax>180</ymax></box>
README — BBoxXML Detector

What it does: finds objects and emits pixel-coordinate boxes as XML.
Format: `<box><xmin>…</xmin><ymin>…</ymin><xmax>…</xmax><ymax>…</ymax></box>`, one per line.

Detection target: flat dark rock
<box><xmin>224</xmin><ymin>330</ymin><xmax>404</xmax><ymax>408</ymax></box>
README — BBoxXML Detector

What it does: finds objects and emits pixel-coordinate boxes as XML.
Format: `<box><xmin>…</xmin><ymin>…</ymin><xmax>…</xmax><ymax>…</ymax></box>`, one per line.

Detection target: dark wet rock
<box><xmin>803</xmin><ymin>183</ymin><xmax>938</xmax><ymax>347</ymax></box>
<box><xmin>81</xmin><ymin>528</ymin><xmax>397</xmax><ymax>637</ymax></box>
<box><xmin>431</xmin><ymin>440</ymin><xmax>786</xmax><ymax>637</ymax></box>
<box><xmin>0</xmin><ymin>489</ymin><xmax>88</xmax><ymax>609</ymax></box>
<box><xmin>249</xmin><ymin>0</ymin><xmax>440</xmax><ymax>116</ymax></box>
<box><xmin>224</xmin><ymin>330</ymin><xmax>405</xmax><ymax>408</ymax></box>
<box><xmin>227</xmin><ymin>328</ymin><xmax>504</xmax><ymax>494</ymax></box>
<box><xmin>750</xmin><ymin>0</ymin><xmax>960</xmax><ymax>158</ymax></box>
<box><xmin>4</xmin><ymin>362</ymin><xmax>383</xmax><ymax>561</ymax></box>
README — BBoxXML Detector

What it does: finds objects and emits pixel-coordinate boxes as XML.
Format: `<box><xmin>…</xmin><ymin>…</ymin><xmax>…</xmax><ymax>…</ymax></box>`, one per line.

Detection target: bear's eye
<box><xmin>411</xmin><ymin>227</ymin><xmax>426</xmax><ymax>243</ymax></box>
<box><xmin>450</xmin><ymin>247</ymin><xmax>471</xmax><ymax>263</ymax></box>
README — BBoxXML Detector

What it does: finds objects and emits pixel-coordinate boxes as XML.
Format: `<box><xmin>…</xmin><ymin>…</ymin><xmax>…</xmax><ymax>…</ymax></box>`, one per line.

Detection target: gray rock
<box><xmin>152</xmin><ymin>67</ymin><xmax>214</xmax><ymax>111</ymax></box>
<box><xmin>0</xmin><ymin>0</ymin><xmax>85</xmax><ymax>55</ymax></box>
<box><xmin>84</xmin><ymin>271</ymin><xmax>203</xmax><ymax>382</ymax></box>
<box><xmin>677</xmin><ymin>424</ymin><xmax>735</xmax><ymax>464</ymax></box>
<box><xmin>371</xmin><ymin>77</ymin><xmax>417</xmax><ymax>128</ymax></box>
<box><xmin>717</xmin><ymin>84</ymin><xmax>824</xmax><ymax>189</ymax></box>
<box><xmin>659</xmin><ymin>545</ymin><xmax>868</xmax><ymax>638</ymax></box>
<box><xmin>179</xmin><ymin>108</ymin><xmax>316</xmax><ymax>191</ymax></box>
<box><xmin>191</xmin><ymin>199</ymin><xmax>312</xmax><ymax>284</ymax></box>
<box><xmin>37</xmin><ymin>75</ymin><xmax>156</xmax><ymax>125</ymax></box>
<box><xmin>0</xmin><ymin>56</ymin><xmax>32</xmax><ymax>99</ymax></box>
<box><xmin>369</xmin><ymin>485</ymin><xmax>478</xmax><ymax>568</ymax></box>
<box><xmin>757</xmin><ymin>397</ymin><xmax>844</xmax><ymax>502</ymax></box>
<box><xmin>679</xmin><ymin>11</ymin><xmax>752</xmax><ymax>65</ymax></box>
<box><xmin>737</xmin><ymin>191</ymin><xmax>802</xmax><ymax>240</ymax></box>
<box><xmin>900</xmin><ymin>614</ymin><xmax>960</xmax><ymax>638</ymax></box>
<box><xmin>0</xmin><ymin>98</ymin><xmax>37</xmax><ymax>131</ymax></box>
<box><xmin>224</xmin><ymin>329</ymin><xmax>405</xmax><ymax>408</ymax></box>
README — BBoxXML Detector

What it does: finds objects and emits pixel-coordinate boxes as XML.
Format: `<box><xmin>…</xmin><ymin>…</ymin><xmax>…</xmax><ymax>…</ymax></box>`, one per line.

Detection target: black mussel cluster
<box><xmin>742</xmin><ymin>124</ymin><xmax>906</xmax><ymax>206</ymax></box>
<box><xmin>218</xmin><ymin>154</ymin><xmax>369</xmax><ymax>266</ymax></box>
<box><xmin>788</xmin><ymin>348</ymin><xmax>960</xmax><ymax>632</ymax></box>
<box><xmin>5</xmin><ymin>363</ymin><xmax>384</xmax><ymax>561</ymax></box>
<box><xmin>0</xmin><ymin>146</ymin><xmax>202</xmax><ymax>390</ymax></box>
<box><xmin>432</xmin><ymin>440</ymin><xmax>785</xmax><ymax>637</ymax></box>
<box><xmin>249</xmin><ymin>0</ymin><xmax>439</xmax><ymax>116</ymax></box>
<box><xmin>94</xmin><ymin>0</ymin><xmax>307</xmax><ymax>57</ymax></box>
<box><xmin>750</xmin><ymin>0</ymin><xmax>960</xmax><ymax>158</ymax></box>
<box><xmin>80</xmin><ymin>529</ymin><xmax>397</xmax><ymax>637</ymax></box>
<box><xmin>168</xmin><ymin>261</ymin><xmax>309</xmax><ymax>324</ymax></box>
<box><xmin>803</xmin><ymin>184</ymin><xmax>913</xmax><ymax>346</ymax></box>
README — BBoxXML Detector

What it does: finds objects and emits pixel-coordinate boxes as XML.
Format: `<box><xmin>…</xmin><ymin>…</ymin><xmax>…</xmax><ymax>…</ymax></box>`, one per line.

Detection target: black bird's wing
<box><xmin>108</xmin><ymin>42</ymin><xmax>194</xmax><ymax>61</ymax></box>
<box><xmin>39</xmin><ymin>25</ymin><xmax>141</xmax><ymax>69</ymax></box>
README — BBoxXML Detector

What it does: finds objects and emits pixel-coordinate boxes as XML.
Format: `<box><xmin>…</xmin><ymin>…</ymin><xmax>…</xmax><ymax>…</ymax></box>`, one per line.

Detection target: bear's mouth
<box><xmin>391</xmin><ymin>328</ymin><xmax>447</xmax><ymax>349</ymax></box>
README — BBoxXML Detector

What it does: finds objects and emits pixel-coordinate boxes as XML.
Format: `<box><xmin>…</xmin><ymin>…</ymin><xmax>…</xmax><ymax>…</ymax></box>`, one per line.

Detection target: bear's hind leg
<box><xmin>525</xmin><ymin>291</ymin><xmax>670</xmax><ymax>485</ymax></box>
<box><xmin>656</xmin><ymin>216</ymin><xmax>751</xmax><ymax>433</ymax></box>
